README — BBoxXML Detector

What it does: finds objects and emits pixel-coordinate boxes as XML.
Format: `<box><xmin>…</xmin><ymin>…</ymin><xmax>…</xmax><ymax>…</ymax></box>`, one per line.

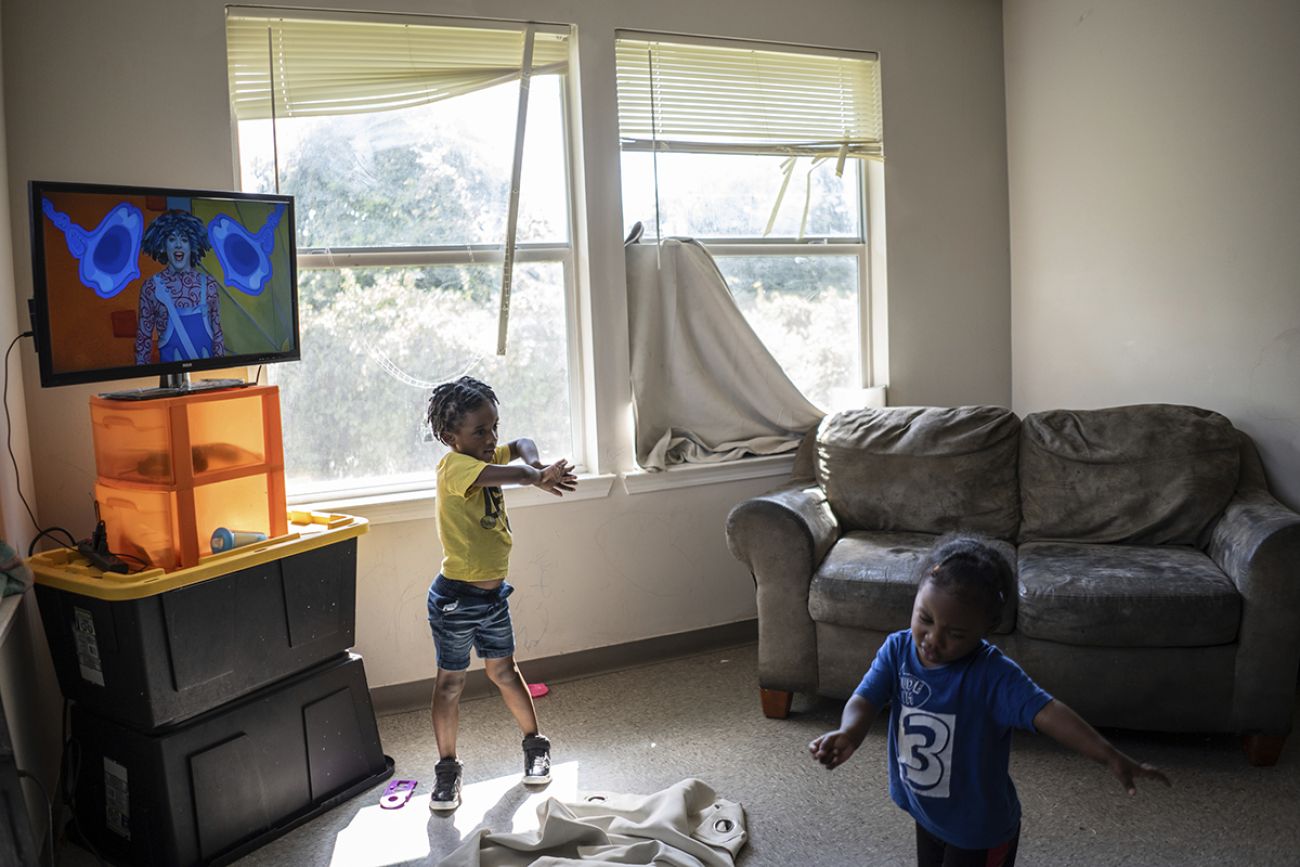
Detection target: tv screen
<box><xmin>29</xmin><ymin>180</ymin><xmax>299</xmax><ymax>389</ymax></box>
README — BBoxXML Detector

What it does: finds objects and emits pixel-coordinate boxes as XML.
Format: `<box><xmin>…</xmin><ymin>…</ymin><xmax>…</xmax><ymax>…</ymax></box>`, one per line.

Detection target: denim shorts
<box><xmin>427</xmin><ymin>574</ymin><xmax>516</xmax><ymax>671</ymax></box>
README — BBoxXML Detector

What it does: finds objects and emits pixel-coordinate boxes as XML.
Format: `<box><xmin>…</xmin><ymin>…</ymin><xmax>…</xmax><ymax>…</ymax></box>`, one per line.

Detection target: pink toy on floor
<box><xmin>528</xmin><ymin>682</ymin><xmax>549</xmax><ymax>698</ymax></box>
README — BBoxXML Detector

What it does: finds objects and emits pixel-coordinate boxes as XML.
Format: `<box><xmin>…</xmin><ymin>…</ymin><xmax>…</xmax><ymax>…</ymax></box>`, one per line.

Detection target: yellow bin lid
<box><xmin>30</xmin><ymin>512</ymin><xmax>369</xmax><ymax>601</ymax></box>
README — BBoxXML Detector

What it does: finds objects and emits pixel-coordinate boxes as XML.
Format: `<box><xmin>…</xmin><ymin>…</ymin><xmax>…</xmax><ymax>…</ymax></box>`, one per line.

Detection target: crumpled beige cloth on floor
<box><xmin>437</xmin><ymin>778</ymin><xmax>746</xmax><ymax>866</ymax></box>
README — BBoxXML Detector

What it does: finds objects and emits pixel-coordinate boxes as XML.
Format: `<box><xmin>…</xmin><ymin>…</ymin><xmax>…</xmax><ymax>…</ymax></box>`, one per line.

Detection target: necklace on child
<box><xmin>480</xmin><ymin>486</ymin><xmax>506</xmax><ymax>529</ymax></box>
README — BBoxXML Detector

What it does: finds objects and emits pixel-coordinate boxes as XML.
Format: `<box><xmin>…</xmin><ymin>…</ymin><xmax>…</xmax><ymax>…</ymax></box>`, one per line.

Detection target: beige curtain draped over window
<box><xmin>615</xmin><ymin>34</ymin><xmax>882</xmax><ymax>160</ymax></box>
<box><xmin>626</xmin><ymin>239</ymin><xmax>824</xmax><ymax>470</ymax></box>
<box><xmin>617</xmin><ymin>34</ymin><xmax>877</xmax><ymax>469</ymax></box>
<box><xmin>226</xmin><ymin>13</ymin><xmax>569</xmax><ymax>121</ymax></box>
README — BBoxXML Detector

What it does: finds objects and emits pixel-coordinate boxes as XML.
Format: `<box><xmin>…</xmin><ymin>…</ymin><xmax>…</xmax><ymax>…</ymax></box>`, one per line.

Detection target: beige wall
<box><xmin>1</xmin><ymin>0</ymin><xmax>1012</xmax><ymax>691</ymax></box>
<box><xmin>1005</xmin><ymin>0</ymin><xmax>1300</xmax><ymax>510</ymax></box>
<box><xmin>0</xmin><ymin>2</ymin><xmax>62</xmax><ymax>843</ymax></box>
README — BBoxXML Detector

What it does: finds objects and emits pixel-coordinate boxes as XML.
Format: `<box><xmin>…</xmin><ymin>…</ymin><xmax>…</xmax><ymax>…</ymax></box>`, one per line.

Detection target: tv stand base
<box><xmin>98</xmin><ymin>378</ymin><xmax>251</xmax><ymax>401</ymax></box>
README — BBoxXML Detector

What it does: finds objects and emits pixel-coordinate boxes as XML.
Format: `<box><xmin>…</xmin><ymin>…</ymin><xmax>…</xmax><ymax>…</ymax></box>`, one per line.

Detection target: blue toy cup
<box><xmin>211</xmin><ymin>527</ymin><xmax>269</xmax><ymax>552</ymax></box>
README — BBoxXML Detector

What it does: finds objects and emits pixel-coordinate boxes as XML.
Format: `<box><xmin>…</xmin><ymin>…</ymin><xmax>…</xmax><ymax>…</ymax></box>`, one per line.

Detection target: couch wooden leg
<box><xmin>760</xmin><ymin>688</ymin><xmax>793</xmax><ymax>719</ymax></box>
<box><xmin>1242</xmin><ymin>734</ymin><xmax>1287</xmax><ymax>767</ymax></box>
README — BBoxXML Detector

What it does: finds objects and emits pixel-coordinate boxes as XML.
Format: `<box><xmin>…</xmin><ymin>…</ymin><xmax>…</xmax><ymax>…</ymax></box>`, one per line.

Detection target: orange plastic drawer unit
<box><xmin>90</xmin><ymin>385</ymin><xmax>281</xmax><ymax>485</ymax></box>
<box><xmin>89</xmin><ymin>385</ymin><xmax>287</xmax><ymax>571</ymax></box>
<box><xmin>95</xmin><ymin>470</ymin><xmax>287</xmax><ymax>572</ymax></box>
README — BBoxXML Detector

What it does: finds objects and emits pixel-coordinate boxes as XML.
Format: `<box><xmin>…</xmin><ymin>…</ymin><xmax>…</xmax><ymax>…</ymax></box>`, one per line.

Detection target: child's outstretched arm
<box><xmin>474</xmin><ymin>439</ymin><xmax>578</xmax><ymax>496</ymax></box>
<box><xmin>534</xmin><ymin>459</ymin><xmax>577</xmax><ymax>496</ymax></box>
<box><xmin>509</xmin><ymin>438</ymin><xmax>544</xmax><ymax>469</ymax></box>
<box><xmin>508</xmin><ymin>438</ymin><xmax>577</xmax><ymax>495</ymax></box>
<box><xmin>1033</xmin><ymin>699</ymin><xmax>1172</xmax><ymax>795</ymax></box>
<box><xmin>809</xmin><ymin>694</ymin><xmax>880</xmax><ymax>770</ymax></box>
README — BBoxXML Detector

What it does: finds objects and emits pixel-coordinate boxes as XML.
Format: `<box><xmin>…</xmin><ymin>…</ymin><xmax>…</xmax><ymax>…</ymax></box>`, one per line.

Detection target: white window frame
<box><xmin>228</xmin><ymin>9</ymin><xmax>595</xmax><ymax>506</ymax></box>
<box><xmin>617</xmin><ymin>32</ymin><xmax>883</xmax><ymax>409</ymax></box>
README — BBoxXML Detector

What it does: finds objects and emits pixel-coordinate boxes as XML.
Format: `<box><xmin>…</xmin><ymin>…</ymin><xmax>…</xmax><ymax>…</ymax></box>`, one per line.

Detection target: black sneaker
<box><xmin>522</xmin><ymin>734</ymin><xmax>551</xmax><ymax>785</ymax></box>
<box><xmin>429</xmin><ymin>757</ymin><xmax>462</xmax><ymax>812</ymax></box>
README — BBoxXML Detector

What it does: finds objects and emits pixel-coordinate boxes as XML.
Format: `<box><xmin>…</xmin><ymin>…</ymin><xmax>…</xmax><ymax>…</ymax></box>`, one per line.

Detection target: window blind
<box><xmin>227</xmin><ymin>13</ymin><xmax>568</xmax><ymax>121</ymax></box>
<box><xmin>615</xmin><ymin>35</ymin><xmax>882</xmax><ymax>159</ymax></box>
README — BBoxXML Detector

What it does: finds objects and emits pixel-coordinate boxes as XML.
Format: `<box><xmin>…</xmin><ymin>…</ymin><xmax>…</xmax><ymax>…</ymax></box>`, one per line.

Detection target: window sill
<box><xmin>622</xmin><ymin>453</ymin><xmax>796</xmax><ymax>494</ymax></box>
<box><xmin>298</xmin><ymin>473</ymin><xmax>617</xmax><ymax>527</ymax></box>
<box><xmin>290</xmin><ymin>454</ymin><xmax>800</xmax><ymax>525</ymax></box>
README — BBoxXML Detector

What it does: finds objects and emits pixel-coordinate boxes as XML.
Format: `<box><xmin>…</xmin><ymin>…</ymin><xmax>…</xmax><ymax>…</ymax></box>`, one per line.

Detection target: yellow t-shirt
<box><xmin>436</xmin><ymin>445</ymin><xmax>513</xmax><ymax>582</ymax></box>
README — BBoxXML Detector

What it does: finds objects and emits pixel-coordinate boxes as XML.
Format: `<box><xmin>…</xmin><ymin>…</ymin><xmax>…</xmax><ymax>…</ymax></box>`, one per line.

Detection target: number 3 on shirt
<box><xmin>897</xmin><ymin>707</ymin><xmax>955</xmax><ymax>798</ymax></box>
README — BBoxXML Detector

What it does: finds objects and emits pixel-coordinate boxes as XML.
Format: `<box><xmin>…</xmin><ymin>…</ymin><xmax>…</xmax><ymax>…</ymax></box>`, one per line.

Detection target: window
<box><xmin>227</xmin><ymin>12</ymin><xmax>580</xmax><ymax>498</ymax></box>
<box><xmin>615</xmin><ymin>35</ymin><xmax>883</xmax><ymax>411</ymax></box>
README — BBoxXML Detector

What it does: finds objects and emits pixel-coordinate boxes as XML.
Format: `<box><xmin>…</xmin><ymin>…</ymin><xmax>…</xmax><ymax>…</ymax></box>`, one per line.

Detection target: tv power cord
<box><xmin>4</xmin><ymin>328</ymin><xmax>74</xmax><ymax>553</ymax></box>
<box><xmin>5</xmin><ymin>331</ymin><xmax>124</xmax><ymax>569</ymax></box>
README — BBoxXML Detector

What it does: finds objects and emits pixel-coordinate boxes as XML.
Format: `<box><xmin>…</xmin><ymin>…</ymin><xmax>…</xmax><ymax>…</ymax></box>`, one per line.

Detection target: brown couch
<box><xmin>725</xmin><ymin>404</ymin><xmax>1300</xmax><ymax>765</ymax></box>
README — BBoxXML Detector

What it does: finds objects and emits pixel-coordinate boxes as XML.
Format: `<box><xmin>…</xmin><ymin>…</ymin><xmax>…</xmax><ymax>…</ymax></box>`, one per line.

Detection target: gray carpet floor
<box><xmin>58</xmin><ymin>642</ymin><xmax>1300</xmax><ymax>866</ymax></box>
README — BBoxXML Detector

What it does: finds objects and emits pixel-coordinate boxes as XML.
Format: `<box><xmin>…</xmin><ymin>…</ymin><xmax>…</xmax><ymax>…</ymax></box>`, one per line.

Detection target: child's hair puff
<box><xmin>427</xmin><ymin>376</ymin><xmax>498</xmax><ymax>445</ymax></box>
<box><xmin>916</xmin><ymin>533</ymin><xmax>1013</xmax><ymax>627</ymax></box>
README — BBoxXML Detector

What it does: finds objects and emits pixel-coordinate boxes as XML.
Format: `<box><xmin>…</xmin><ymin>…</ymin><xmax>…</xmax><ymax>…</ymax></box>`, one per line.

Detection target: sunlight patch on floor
<box><xmin>327</xmin><ymin>762</ymin><xmax>580</xmax><ymax>866</ymax></box>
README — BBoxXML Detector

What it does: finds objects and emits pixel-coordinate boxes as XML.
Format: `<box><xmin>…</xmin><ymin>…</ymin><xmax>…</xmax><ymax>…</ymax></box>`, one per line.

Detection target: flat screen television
<box><xmin>28</xmin><ymin>180</ymin><xmax>299</xmax><ymax>394</ymax></box>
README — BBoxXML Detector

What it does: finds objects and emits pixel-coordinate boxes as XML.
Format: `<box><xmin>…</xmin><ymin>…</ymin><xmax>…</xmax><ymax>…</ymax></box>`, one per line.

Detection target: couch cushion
<box><xmin>815</xmin><ymin>406</ymin><xmax>1021</xmax><ymax>538</ymax></box>
<box><xmin>1019</xmin><ymin>404</ymin><xmax>1239</xmax><ymax>545</ymax></box>
<box><xmin>1017</xmin><ymin>542</ymin><xmax>1240</xmax><ymax>647</ymax></box>
<box><xmin>809</xmin><ymin>531</ymin><xmax>1016</xmax><ymax>634</ymax></box>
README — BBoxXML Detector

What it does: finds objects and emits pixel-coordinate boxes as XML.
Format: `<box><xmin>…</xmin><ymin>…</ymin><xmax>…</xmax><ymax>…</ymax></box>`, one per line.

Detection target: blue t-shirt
<box><xmin>855</xmin><ymin>630</ymin><xmax>1053</xmax><ymax>850</ymax></box>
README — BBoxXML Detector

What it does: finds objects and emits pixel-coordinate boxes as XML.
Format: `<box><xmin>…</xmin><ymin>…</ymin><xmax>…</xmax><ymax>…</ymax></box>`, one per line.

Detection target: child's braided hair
<box><xmin>427</xmin><ymin>376</ymin><xmax>498</xmax><ymax>445</ymax></box>
<box><xmin>916</xmin><ymin>533</ymin><xmax>1012</xmax><ymax>627</ymax></box>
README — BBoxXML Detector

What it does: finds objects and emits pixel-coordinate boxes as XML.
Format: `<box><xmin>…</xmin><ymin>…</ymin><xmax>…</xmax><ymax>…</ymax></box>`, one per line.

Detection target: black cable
<box><xmin>4</xmin><ymin>331</ymin><xmax>42</xmax><ymax>534</ymax></box>
<box><xmin>52</xmin><ymin>699</ymin><xmax>70</xmax><ymax>865</ymax></box>
<box><xmin>57</xmin><ymin>699</ymin><xmax>106</xmax><ymax>866</ymax></box>
<box><xmin>59</xmin><ymin>727</ymin><xmax>106</xmax><ymax>867</ymax></box>
<box><xmin>5</xmin><ymin>332</ymin><xmax>89</xmax><ymax>560</ymax></box>
<box><xmin>16</xmin><ymin>767</ymin><xmax>53</xmax><ymax>867</ymax></box>
<box><xmin>26</xmin><ymin>526</ymin><xmax>78</xmax><ymax>558</ymax></box>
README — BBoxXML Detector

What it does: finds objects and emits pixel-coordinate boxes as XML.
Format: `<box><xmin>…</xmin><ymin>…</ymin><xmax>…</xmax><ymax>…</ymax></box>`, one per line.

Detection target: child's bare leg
<box><xmin>484</xmin><ymin>656</ymin><xmax>539</xmax><ymax>735</ymax></box>
<box><xmin>432</xmin><ymin>668</ymin><xmax>467</xmax><ymax>758</ymax></box>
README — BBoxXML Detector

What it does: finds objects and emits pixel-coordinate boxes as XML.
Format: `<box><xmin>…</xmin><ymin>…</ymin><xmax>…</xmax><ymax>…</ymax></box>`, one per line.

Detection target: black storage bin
<box><xmin>70</xmin><ymin>652</ymin><xmax>392</xmax><ymax>867</ymax></box>
<box><xmin>32</xmin><ymin>516</ymin><xmax>366</xmax><ymax>729</ymax></box>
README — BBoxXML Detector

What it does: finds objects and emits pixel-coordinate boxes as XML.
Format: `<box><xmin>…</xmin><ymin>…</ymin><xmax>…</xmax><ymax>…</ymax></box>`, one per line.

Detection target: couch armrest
<box><xmin>1209</xmin><ymin>491</ymin><xmax>1300</xmax><ymax>733</ymax></box>
<box><xmin>726</xmin><ymin>483</ymin><xmax>839</xmax><ymax>694</ymax></box>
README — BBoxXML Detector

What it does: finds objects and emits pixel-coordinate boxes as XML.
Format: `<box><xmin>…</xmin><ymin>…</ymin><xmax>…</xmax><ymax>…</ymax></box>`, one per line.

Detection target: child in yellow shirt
<box><xmin>425</xmin><ymin>376</ymin><xmax>576</xmax><ymax>811</ymax></box>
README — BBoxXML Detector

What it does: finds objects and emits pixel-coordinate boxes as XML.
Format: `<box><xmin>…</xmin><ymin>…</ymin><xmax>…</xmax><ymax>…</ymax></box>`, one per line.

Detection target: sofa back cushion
<box><xmin>1019</xmin><ymin>404</ymin><xmax>1240</xmax><ymax>545</ymax></box>
<box><xmin>815</xmin><ymin>406</ymin><xmax>1021</xmax><ymax>538</ymax></box>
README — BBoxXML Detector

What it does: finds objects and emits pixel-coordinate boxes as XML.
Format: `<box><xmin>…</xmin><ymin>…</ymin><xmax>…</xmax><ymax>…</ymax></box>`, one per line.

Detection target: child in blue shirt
<box><xmin>810</xmin><ymin>534</ymin><xmax>1170</xmax><ymax>866</ymax></box>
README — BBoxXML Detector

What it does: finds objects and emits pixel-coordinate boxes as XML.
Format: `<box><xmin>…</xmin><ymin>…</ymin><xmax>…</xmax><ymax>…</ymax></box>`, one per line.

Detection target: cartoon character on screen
<box><xmin>134</xmin><ymin>210</ymin><xmax>226</xmax><ymax>364</ymax></box>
